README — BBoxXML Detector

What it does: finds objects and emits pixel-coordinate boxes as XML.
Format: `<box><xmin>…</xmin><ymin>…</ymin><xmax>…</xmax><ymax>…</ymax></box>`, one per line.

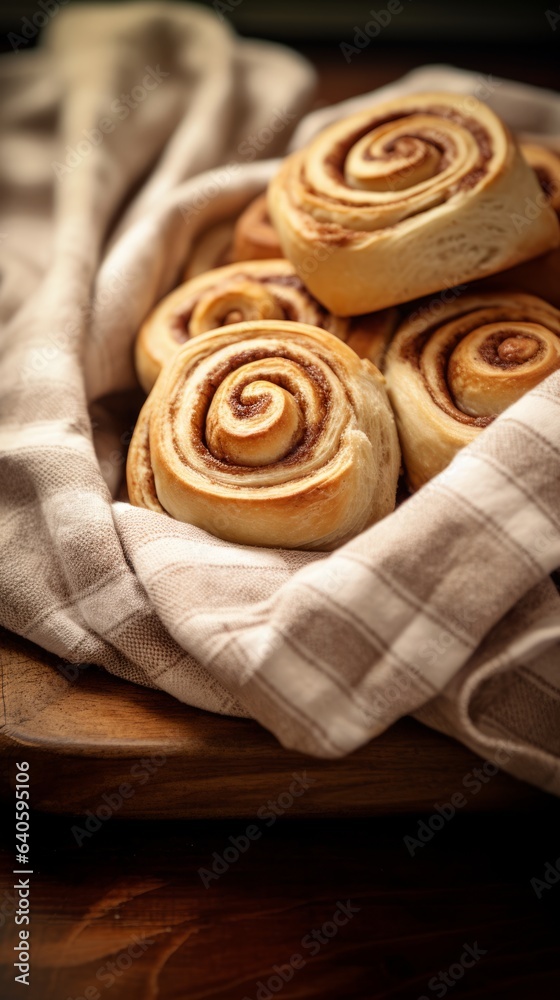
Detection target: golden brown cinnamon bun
<box><xmin>135</xmin><ymin>259</ymin><xmax>398</xmax><ymax>393</ymax></box>
<box><xmin>127</xmin><ymin>321</ymin><xmax>400</xmax><ymax>550</ymax></box>
<box><xmin>268</xmin><ymin>92</ymin><xmax>560</xmax><ymax>315</ymax></box>
<box><xmin>384</xmin><ymin>291</ymin><xmax>560</xmax><ymax>489</ymax></box>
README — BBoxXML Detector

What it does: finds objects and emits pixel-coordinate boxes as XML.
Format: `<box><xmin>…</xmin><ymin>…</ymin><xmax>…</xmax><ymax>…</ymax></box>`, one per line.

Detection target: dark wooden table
<box><xmin>1</xmin><ymin>805</ymin><xmax>560</xmax><ymax>999</ymax></box>
<box><xmin>1</xmin><ymin>42</ymin><xmax>560</xmax><ymax>1000</ymax></box>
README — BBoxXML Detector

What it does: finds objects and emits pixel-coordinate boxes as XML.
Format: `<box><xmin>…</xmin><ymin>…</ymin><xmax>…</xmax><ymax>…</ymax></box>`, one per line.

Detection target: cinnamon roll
<box><xmin>268</xmin><ymin>92</ymin><xmax>560</xmax><ymax>315</ymax></box>
<box><xmin>127</xmin><ymin>321</ymin><xmax>400</xmax><ymax>550</ymax></box>
<box><xmin>384</xmin><ymin>291</ymin><xmax>560</xmax><ymax>489</ymax></box>
<box><xmin>135</xmin><ymin>259</ymin><xmax>398</xmax><ymax>393</ymax></box>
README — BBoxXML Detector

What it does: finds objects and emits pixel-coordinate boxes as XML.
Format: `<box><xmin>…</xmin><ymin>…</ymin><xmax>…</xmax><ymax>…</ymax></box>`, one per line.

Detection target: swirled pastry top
<box><xmin>268</xmin><ymin>92</ymin><xmax>560</xmax><ymax>314</ymax></box>
<box><xmin>135</xmin><ymin>259</ymin><xmax>398</xmax><ymax>392</ymax></box>
<box><xmin>384</xmin><ymin>291</ymin><xmax>560</xmax><ymax>488</ymax></box>
<box><xmin>127</xmin><ymin>321</ymin><xmax>401</xmax><ymax>550</ymax></box>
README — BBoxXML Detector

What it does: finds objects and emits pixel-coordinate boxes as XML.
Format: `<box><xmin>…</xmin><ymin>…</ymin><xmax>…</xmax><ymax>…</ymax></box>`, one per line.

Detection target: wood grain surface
<box><xmin>1</xmin><ymin>807</ymin><xmax>560</xmax><ymax>1000</ymax></box>
<box><xmin>0</xmin><ymin>627</ymin><xmax>548</xmax><ymax>819</ymax></box>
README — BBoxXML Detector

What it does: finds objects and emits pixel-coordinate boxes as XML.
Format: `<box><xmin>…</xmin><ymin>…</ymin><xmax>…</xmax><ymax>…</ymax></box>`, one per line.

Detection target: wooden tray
<box><xmin>0</xmin><ymin>627</ymin><xmax>546</xmax><ymax>817</ymax></box>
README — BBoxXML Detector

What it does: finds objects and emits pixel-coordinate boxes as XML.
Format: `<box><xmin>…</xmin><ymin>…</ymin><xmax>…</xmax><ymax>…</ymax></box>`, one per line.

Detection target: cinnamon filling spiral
<box><xmin>186</xmin><ymin>282</ymin><xmax>284</xmax><ymax>334</ymax></box>
<box><xmin>384</xmin><ymin>292</ymin><xmax>560</xmax><ymax>489</ymax></box>
<box><xmin>206</xmin><ymin>369</ymin><xmax>305</xmax><ymax>467</ymax></box>
<box><xmin>422</xmin><ymin>312</ymin><xmax>560</xmax><ymax>426</ymax></box>
<box><xmin>289</xmin><ymin>103</ymin><xmax>494</xmax><ymax>234</ymax></box>
<box><xmin>170</xmin><ymin>341</ymin><xmax>351</xmax><ymax>486</ymax></box>
<box><xmin>134</xmin><ymin>260</ymin><xmax>397</xmax><ymax>393</ymax></box>
<box><xmin>173</xmin><ymin>274</ymin><xmax>335</xmax><ymax>342</ymax></box>
<box><xmin>127</xmin><ymin>321</ymin><xmax>401</xmax><ymax>550</ymax></box>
